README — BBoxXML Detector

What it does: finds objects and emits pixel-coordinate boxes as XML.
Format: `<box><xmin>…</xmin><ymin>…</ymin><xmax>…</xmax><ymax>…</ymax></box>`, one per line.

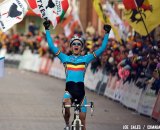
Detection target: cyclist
<box><xmin>43</xmin><ymin>20</ymin><xmax>111</xmax><ymax>130</ymax></box>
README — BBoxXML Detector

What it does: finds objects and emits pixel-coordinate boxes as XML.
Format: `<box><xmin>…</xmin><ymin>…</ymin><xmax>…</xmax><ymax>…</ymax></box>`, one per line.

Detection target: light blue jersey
<box><xmin>45</xmin><ymin>30</ymin><xmax>109</xmax><ymax>83</ymax></box>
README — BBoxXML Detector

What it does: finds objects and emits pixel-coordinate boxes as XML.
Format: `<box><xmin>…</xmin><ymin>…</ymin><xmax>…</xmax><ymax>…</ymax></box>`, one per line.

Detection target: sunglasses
<box><xmin>72</xmin><ymin>42</ymin><xmax>82</xmax><ymax>46</ymax></box>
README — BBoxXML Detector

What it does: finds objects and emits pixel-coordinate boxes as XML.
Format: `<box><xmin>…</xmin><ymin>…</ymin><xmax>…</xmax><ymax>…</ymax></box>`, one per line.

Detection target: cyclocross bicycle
<box><xmin>62</xmin><ymin>100</ymin><xmax>94</xmax><ymax>130</ymax></box>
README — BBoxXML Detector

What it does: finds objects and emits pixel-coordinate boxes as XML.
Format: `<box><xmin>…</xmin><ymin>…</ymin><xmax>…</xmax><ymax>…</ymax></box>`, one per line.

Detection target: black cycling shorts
<box><xmin>65</xmin><ymin>81</ymin><xmax>85</xmax><ymax>104</ymax></box>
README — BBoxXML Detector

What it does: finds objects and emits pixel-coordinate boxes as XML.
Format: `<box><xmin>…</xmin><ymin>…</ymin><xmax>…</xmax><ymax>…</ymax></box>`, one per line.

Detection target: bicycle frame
<box><xmin>63</xmin><ymin>102</ymin><xmax>94</xmax><ymax>130</ymax></box>
<box><xmin>71</xmin><ymin>104</ymin><xmax>83</xmax><ymax>130</ymax></box>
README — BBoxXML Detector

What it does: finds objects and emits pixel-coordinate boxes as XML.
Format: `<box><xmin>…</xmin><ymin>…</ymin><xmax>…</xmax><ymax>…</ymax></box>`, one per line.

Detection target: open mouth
<box><xmin>74</xmin><ymin>47</ymin><xmax>79</xmax><ymax>51</ymax></box>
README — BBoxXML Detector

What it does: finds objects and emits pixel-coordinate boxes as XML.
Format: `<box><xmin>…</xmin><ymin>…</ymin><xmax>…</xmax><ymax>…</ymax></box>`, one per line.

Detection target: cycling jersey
<box><xmin>46</xmin><ymin>30</ymin><xmax>109</xmax><ymax>83</ymax></box>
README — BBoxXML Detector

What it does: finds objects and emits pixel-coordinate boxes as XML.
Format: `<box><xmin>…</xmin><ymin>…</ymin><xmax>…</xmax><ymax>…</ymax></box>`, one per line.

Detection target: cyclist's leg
<box><xmin>80</xmin><ymin>96</ymin><xmax>87</xmax><ymax>130</ymax></box>
<box><xmin>63</xmin><ymin>91</ymin><xmax>72</xmax><ymax>126</ymax></box>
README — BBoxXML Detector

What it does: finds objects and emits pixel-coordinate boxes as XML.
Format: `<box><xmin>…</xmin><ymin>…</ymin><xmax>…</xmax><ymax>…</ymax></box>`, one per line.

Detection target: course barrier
<box><xmin>0</xmin><ymin>56</ymin><xmax>5</xmax><ymax>77</ymax></box>
<box><xmin>3</xmin><ymin>51</ymin><xmax>160</xmax><ymax>122</ymax></box>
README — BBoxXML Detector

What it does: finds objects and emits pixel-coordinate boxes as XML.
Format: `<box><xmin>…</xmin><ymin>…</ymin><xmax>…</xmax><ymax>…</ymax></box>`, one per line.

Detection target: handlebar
<box><xmin>63</xmin><ymin>102</ymin><xmax>94</xmax><ymax>116</ymax></box>
<box><xmin>64</xmin><ymin>102</ymin><xmax>94</xmax><ymax>108</ymax></box>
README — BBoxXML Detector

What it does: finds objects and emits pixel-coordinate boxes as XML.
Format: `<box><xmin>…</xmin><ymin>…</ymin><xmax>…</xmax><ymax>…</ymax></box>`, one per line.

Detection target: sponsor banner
<box><xmin>104</xmin><ymin>75</ymin><xmax>118</xmax><ymax>99</ymax></box>
<box><xmin>84</xmin><ymin>66</ymin><xmax>103</xmax><ymax>91</ymax></box>
<box><xmin>48</xmin><ymin>57</ymin><xmax>65</xmax><ymax>79</ymax></box>
<box><xmin>127</xmin><ymin>83</ymin><xmax>143</xmax><ymax>110</ymax></box>
<box><xmin>120</xmin><ymin>82</ymin><xmax>130</xmax><ymax>107</ymax></box>
<box><xmin>26</xmin><ymin>0</ymin><xmax>69</xmax><ymax>28</ymax></box>
<box><xmin>96</xmin><ymin>74</ymin><xmax>108</xmax><ymax>95</ymax></box>
<box><xmin>0</xmin><ymin>0</ymin><xmax>28</xmax><ymax>32</ymax></box>
<box><xmin>152</xmin><ymin>92</ymin><xmax>160</xmax><ymax>120</ymax></box>
<box><xmin>39</xmin><ymin>56</ymin><xmax>52</xmax><ymax>74</ymax></box>
<box><xmin>0</xmin><ymin>57</ymin><xmax>5</xmax><ymax>77</ymax></box>
<box><xmin>137</xmin><ymin>86</ymin><xmax>158</xmax><ymax>116</ymax></box>
<box><xmin>18</xmin><ymin>49</ymin><xmax>33</xmax><ymax>70</ymax></box>
<box><xmin>30</xmin><ymin>54</ymin><xmax>42</xmax><ymax>72</ymax></box>
<box><xmin>113</xmin><ymin>79</ymin><xmax>123</xmax><ymax>101</ymax></box>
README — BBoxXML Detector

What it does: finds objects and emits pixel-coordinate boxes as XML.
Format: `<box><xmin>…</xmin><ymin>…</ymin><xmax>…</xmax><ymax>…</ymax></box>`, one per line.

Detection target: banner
<box><xmin>84</xmin><ymin>65</ymin><xmax>103</xmax><ymax>91</ymax></box>
<box><xmin>96</xmin><ymin>74</ymin><xmax>108</xmax><ymax>95</ymax></box>
<box><xmin>26</xmin><ymin>0</ymin><xmax>69</xmax><ymax>28</ymax></box>
<box><xmin>123</xmin><ymin>0</ymin><xmax>160</xmax><ymax>36</ymax></box>
<box><xmin>137</xmin><ymin>86</ymin><xmax>157</xmax><ymax>116</ymax></box>
<box><xmin>49</xmin><ymin>57</ymin><xmax>65</xmax><ymax>79</ymax></box>
<box><xmin>93</xmin><ymin>0</ymin><xmax>121</xmax><ymax>42</ymax></box>
<box><xmin>0</xmin><ymin>57</ymin><xmax>5</xmax><ymax>77</ymax></box>
<box><xmin>104</xmin><ymin>75</ymin><xmax>118</xmax><ymax>99</ymax></box>
<box><xmin>106</xmin><ymin>2</ymin><xmax>128</xmax><ymax>40</ymax></box>
<box><xmin>0</xmin><ymin>0</ymin><xmax>28</xmax><ymax>32</ymax></box>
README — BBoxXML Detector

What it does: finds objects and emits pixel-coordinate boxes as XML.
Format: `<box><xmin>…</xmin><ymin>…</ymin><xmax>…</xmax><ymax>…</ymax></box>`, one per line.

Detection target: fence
<box><xmin>2</xmin><ymin>49</ymin><xmax>160</xmax><ymax>122</ymax></box>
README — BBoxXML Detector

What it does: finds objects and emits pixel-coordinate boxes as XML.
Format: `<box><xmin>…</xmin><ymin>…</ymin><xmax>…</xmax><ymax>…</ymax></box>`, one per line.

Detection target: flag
<box><xmin>123</xmin><ymin>0</ymin><xmax>151</xmax><ymax>10</ymax></box>
<box><xmin>106</xmin><ymin>2</ymin><xmax>128</xmax><ymax>40</ymax></box>
<box><xmin>26</xmin><ymin>0</ymin><xmax>69</xmax><ymax>28</ymax></box>
<box><xmin>0</xmin><ymin>57</ymin><xmax>4</xmax><ymax>78</ymax></box>
<box><xmin>0</xmin><ymin>0</ymin><xmax>28</xmax><ymax>32</ymax></box>
<box><xmin>93</xmin><ymin>0</ymin><xmax>121</xmax><ymax>42</ymax></box>
<box><xmin>123</xmin><ymin>0</ymin><xmax>160</xmax><ymax>36</ymax></box>
<box><xmin>61</xmin><ymin>0</ymin><xmax>82</xmax><ymax>38</ymax></box>
<box><xmin>93</xmin><ymin>0</ymin><xmax>109</xmax><ymax>24</ymax></box>
<box><xmin>61</xmin><ymin>11</ymin><xmax>79</xmax><ymax>38</ymax></box>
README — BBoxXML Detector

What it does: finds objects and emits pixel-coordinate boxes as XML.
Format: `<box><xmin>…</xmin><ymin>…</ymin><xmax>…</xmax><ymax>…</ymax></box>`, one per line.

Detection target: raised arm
<box><xmin>43</xmin><ymin>21</ymin><xmax>68</xmax><ymax>63</ymax></box>
<box><xmin>85</xmin><ymin>25</ymin><xmax>111</xmax><ymax>64</ymax></box>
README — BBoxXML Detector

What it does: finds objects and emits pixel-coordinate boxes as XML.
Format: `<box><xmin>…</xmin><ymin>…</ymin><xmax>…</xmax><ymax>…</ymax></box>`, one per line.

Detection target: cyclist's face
<box><xmin>71</xmin><ymin>40</ymin><xmax>83</xmax><ymax>55</ymax></box>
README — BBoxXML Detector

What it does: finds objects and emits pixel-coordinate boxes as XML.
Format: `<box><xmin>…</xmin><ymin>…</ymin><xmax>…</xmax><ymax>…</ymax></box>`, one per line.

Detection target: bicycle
<box><xmin>62</xmin><ymin>100</ymin><xmax>94</xmax><ymax>130</ymax></box>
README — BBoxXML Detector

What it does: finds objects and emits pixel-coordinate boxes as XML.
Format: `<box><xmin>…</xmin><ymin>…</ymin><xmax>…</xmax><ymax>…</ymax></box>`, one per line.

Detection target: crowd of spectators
<box><xmin>0</xmin><ymin>23</ymin><xmax>160</xmax><ymax>95</ymax></box>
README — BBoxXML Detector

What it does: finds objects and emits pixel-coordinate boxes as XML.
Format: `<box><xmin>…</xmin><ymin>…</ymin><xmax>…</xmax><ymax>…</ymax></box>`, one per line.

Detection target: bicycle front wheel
<box><xmin>71</xmin><ymin>120</ymin><xmax>81</xmax><ymax>130</ymax></box>
<box><xmin>75</xmin><ymin>121</ymin><xmax>80</xmax><ymax>130</ymax></box>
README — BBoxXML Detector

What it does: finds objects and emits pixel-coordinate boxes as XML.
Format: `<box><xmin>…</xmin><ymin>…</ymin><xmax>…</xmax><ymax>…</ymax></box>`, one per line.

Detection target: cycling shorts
<box><xmin>63</xmin><ymin>81</ymin><xmax>87</xmax><ymax>113</ymax></box>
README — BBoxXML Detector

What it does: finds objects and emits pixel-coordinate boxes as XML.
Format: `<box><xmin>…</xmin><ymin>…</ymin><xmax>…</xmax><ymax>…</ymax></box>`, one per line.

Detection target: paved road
<box><xmin>0</xmin><ymin>68</ymin><xmax>159</xmax><ymax>130</ymax></box>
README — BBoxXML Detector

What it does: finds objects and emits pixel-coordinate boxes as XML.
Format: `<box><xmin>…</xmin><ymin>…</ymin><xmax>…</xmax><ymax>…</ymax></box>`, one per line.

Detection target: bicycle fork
<box><xmin>71</xmin><ymin>111</ymin><xmax>83</xmax><ymax>130</ymax></box>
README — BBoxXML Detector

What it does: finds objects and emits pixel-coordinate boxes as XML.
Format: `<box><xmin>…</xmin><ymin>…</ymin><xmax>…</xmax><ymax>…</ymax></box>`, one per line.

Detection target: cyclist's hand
<box><xmin>103</xmin><ymin>24</ymin><xmax>111</xmax><ymax>33</ymax></box>
<box><xmin>43</xmin><ymin>20</ymin><xmax>51</xmax><ymax>30</ymax></box>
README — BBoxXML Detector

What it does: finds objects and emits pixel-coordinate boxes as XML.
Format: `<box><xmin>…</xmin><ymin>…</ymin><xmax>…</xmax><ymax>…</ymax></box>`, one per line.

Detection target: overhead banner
<box><xmin>26</xmin><ymin>0</ymin><xmax>69</xmax><ymax>28</ymax></box>
<box><xmin>0</xmin><ymin>0</ymin><xmax>28</xmax><ymax>32</ymax></box>
<box><xmin>123</xmin><ymin>0</ymin><xmax>160</xmax><ymax>36</ymax></box>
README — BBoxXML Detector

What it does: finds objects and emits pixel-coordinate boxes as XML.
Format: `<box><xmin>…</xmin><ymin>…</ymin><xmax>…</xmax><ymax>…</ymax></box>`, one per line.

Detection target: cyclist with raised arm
<box><xmin>43</xmin><ymin>20</ymin><xmax>111</xmax><ymax>130</ymax></box>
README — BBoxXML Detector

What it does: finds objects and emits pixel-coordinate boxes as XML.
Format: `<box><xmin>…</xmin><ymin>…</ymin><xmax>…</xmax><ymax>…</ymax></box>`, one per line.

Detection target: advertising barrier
<box><xmin>152</xmin><ymin>92</ymin><xmax>160</xmax><ymax>120</ymax></box>
<box><xmin>19</xmin><ymin>49</ymin><xmax>34</xmax><ymax>70</ymax></box>
<box><xmin>137</xmin><ymin>86</ymin><xmax>157</xmax><ymax>116</ymax></box>
<box><xmin>0</xmin><ymin>56</ymin><xmax>5</xmax><ymax>77</ymax></box>
<box><xmin>104</xmin><ymin>75</ymin><xmax>118</xmax><ymax>99</ymax></box>
<box><xmin>84</xmin><ymin>65</ymin><xmax>103</xmax><ymax>91</ymax></box>
<box><xmin>39</xmin><ymin>56</ymin><xmax>52</xmax><ymax>74</ymax></box>
<box><xmin>49</xmin><ymin>57</ymin><xmax>65</xmax><ymax>79</ymax></box>
<box><xmin>128</xmin><ymin>84</ymin><xmax>143</xmax><ymax>110</ymax></box>
<box><xmin>30</xmin><ymin>54</ymin><xmax>42</xmax><ymax>72</ymax></box>
<box><xmin>3</xmin><ymin>52</ymin><xmax>159</xmax><ymax>122</ymax></box>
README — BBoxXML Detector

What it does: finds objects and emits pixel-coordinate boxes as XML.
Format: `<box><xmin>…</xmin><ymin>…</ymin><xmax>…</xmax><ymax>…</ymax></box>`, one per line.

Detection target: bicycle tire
<box><xmin>75</xmin><ymin>121</ymin><xmax>80</xmax><ymax>130</ymax></box>
<box><xmin>71</xmin><ymin>120</ymin><xmax>80</xmax><ymax>130</ymax></box>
